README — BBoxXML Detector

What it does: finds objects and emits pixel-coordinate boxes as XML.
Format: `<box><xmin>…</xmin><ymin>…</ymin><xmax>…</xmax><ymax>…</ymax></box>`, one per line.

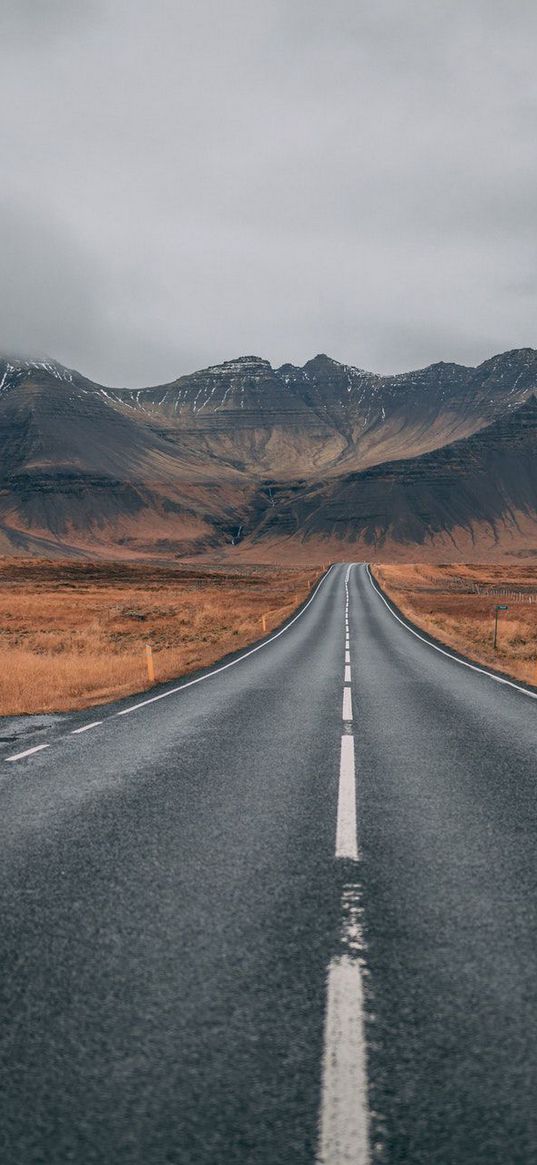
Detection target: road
<box><xmin>0</xmin><ymin>562</ymin><xmax>536</xmax><ymax>1164</ymax></box>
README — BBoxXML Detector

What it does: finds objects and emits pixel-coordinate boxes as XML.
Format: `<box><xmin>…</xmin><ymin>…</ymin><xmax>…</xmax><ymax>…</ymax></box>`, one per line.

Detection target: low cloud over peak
<box><xmin>1</xmin><ymin>0</ymin><xmax>536</xmax><ymax>385</ymax></box>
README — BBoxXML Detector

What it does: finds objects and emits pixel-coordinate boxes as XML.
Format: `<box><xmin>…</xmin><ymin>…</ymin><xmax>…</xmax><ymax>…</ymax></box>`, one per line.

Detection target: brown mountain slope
<box><xmin>0</xmin><ymin>360</ymin><xmax>249</xmax><ymax>557</ymax></box>
<box><xmin>236</xmin><ymin>397</ymin><xmax>537</xmax><ymax>562</ymax></box>
<box><xmin>0</xmin><ymin>350</ymin><xmax>536</xmax><ymax>560</ymax></box>
<box><xmin>107</xmin><ymin>348</ymin><xmax>537</xmax><ymax>477</ymax></box>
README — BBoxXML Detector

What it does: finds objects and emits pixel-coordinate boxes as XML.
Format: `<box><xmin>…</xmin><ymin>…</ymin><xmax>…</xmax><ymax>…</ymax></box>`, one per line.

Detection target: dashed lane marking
<box><xmin>317</xmin><ymin>949</ymin><xmax>370</xmax><ymax>1165</ymax></box>
<box><xmin>342</xmin><ymin>686</ymin><xmax>353</xmax><ymax>721</ymax></box>
<box><xmin>335</xmin><ymin>734</ymin><xmax>359</xmax><ymax>861</ymax></box>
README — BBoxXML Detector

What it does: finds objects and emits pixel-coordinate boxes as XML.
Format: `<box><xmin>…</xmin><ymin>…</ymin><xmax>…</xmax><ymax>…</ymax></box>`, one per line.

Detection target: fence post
<box><xmin>145</xmin><ymin>643</ymin><xmax>155</xmax><ymax>684</ymax></box>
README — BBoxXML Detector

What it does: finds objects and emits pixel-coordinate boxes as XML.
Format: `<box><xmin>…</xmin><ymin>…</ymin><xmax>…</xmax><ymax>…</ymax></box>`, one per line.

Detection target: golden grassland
<box><xmin>0</xmin><ymin>559</ymin><xmax>320</xmax><ymax>715</ymax></box>
<box><xmin>373</xmin><ymin>563</ymin><xmax>537</xmax><ymax>688</ymax></box>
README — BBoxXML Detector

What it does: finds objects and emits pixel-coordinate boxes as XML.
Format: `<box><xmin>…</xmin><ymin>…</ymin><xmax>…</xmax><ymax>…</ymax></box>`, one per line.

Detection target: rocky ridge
<box><xmin>0</xmin><ymin>348</ymin><xmax>535</xmax><ymax>560</ymax></box>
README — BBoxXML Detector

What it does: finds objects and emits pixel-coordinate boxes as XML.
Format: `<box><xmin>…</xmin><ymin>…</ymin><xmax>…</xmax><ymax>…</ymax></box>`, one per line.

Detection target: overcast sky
<box><xmin>1</xmin><ymin>1</ymin><xmax>536</xmax><ymax>385</ymax></box>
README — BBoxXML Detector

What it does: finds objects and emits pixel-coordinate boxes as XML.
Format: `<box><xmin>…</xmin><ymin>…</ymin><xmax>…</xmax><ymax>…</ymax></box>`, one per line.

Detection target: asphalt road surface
<box><xmin>0</xmin><ymin>563</ymin><xmax>535</xmax><ymax>1164</ymax></box>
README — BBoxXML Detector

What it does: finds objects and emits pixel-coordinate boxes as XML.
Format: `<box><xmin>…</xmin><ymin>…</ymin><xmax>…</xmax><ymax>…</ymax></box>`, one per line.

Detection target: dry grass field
<box><xmin>373</xmin><ymin>563</ymin><xmax>537</xmax><ymax>688</ymax></box>
<box><xmin>0</xmin><ymin>559</ymin><xmax>319</xmax><ymax>716</ymax></box>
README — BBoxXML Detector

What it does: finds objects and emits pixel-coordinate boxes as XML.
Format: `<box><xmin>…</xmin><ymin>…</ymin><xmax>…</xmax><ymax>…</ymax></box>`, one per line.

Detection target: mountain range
<box><xmin>0</xmin><ymin>348</ymin><xmax>536</xmax><ymax>561</ymax></box>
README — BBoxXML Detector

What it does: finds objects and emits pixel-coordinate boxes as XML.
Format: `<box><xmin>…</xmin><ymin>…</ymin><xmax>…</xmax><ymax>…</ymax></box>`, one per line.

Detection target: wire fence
<box><xmin>444</xmin><ymin>580</ymin><xmax>537</xmax><ymax>603</ymax></box>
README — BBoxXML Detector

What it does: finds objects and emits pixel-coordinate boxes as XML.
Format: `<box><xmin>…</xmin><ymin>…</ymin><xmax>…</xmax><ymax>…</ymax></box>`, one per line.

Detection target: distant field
<box><xmin>0</xmin><ymin>560</ymin><xmax>318</xmax><ymax>715</ymax></box>
<box><xmin>373</xmin><ymin>563</ymin><xmax>537</xmax><ymax>689</ymax></box>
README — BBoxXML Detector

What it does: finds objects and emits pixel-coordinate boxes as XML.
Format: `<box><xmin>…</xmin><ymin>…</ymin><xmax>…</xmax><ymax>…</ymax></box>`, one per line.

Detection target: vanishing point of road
<box><xmin>0</xmin><ymin>564</ymin><xmax>535</xmax><ymax>1164</ymax></box>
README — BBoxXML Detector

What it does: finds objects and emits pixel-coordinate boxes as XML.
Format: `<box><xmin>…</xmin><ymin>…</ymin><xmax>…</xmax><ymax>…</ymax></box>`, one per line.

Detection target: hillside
<box><xmin>0</xmin><ymin>350</ymin><xmax>536</xmax><ymax>561</ymax></box>
<box><xmin>242</xmin><ymin>396</ymin><xmax>537</xmax><ymax>561</ymax></box>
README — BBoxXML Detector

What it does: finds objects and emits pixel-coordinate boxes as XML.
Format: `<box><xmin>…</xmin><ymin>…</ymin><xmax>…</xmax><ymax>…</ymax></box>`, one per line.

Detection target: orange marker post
<box><xmin>145</xmin><ymin>643</ymin><xmax>155</xmax><ymax>684</ymax></box>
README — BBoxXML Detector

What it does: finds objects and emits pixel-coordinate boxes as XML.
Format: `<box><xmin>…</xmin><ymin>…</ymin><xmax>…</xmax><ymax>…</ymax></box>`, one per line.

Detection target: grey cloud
<box><xmin>0</xmin><ymin>199</ymin><xmax>102</xmax><ymax>361</ymax></box>
<box><xmin>1</xmin><ymin>0</ymin><xmax>99</xmax><ymax>41</ymax></box>
<box><xmin>1</xmin><ymin>0</ymin><xmax>536</xmax><ymax>384</ymax></box>
<box><xmin>0</xmin><ymin>198</ymin><xmax>192</xmax><ymax>385</ymax></box>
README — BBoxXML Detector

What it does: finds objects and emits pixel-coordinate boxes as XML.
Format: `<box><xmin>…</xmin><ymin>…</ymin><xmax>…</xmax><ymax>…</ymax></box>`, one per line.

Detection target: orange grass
<box><xmin>373</xmin><ymin>563</ymin><xmax>537</xmax><ymax>688</ymax></box>
<box><xmin>0</xmin><ymin>559</ymin><xmax>319</xmax><ymax>715</ymax></box>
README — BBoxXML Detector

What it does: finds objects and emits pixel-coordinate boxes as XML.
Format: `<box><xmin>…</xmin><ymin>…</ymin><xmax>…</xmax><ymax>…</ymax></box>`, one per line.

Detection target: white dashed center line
<box><xmin>336</xmin><ymin>734</ymin><xmax>358</xmax><ymax>861</ymax></box>
<box><xmin>317</xmin><ymin>881</ymin><xmax>370</xmax><ymax>1165</ymax></box>
<box><xmin>342</xmin><ymin>687</ymin><xmax>353</xmax><ymax>721</ymax></box>
<box><xmin>317</xmin><ymin>564</ymin><xmax>370</xmax><ymax>1163</ymax></box>
<box><xmin>317</xmin><ymin>950</ymin><xmax>370</xmax><ymax>1165</ymax></box>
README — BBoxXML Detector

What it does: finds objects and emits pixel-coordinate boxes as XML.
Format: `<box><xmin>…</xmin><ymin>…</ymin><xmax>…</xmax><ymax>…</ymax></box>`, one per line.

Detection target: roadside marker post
<box><xmin>260</xmin><ymin>592</ymin><xmax>306</xmax><ymax>637</ymax></box>
<box><xmin>145</xmin><ymin>643</ymin><xmax>155</xmax><ymax>684</ymax></box>
<box><xmin>493</xmin><ymin>604</ymin><xmax>509</xmax><ymax>650</ymax></box>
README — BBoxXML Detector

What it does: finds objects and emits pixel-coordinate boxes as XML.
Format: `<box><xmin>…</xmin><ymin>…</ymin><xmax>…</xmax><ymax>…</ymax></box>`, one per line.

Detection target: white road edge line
<box><xmin>336</xmin><ymin>734</ymin><xmax>358</xmax><ymax>860</ymax></box>
<box><xmin>342</xmin><ymin>686</ymin><xmax>353</xmax><ymax>721</ymax></box>
<box><xmin>366</xmin><ymin>565</ymin><xmax>537</xmax><ymax>702</ymax></box>
<box><xmin>116</xmin><ymin>566</ymin><xmax>336</xmax><ymax>715</ymax></box>
<box><xmin>6</xmin><ymin>744</ymin><xmax>50</xmax><ymax>762</ymax></box>
<box><xmin>71</xmin><ymin>721</ymin><xmax>103</xmax><ymax>735</ymax></box>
